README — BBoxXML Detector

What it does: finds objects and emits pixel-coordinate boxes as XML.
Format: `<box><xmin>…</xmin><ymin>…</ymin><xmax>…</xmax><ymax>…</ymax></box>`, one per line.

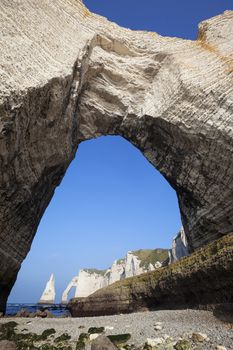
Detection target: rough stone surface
<box><xmin>62</xmin><ymin>249</ymin><xmax>168</xmax><ymax>303</ymax></box>
<box><xmin>191</xmin><ymin>332</ymin><xmax>207</xmax><ymax>343</ymax></box>
<box><xmin>91</xmin><ymin>336</ymin><xmax>118</xmax><ymax>350</ymax></box>
<box><xmin>0</xmin><ymin>0</ymin><xmax>233</xmax><ymax>312</ymax></box>
<box><xmin>0</xmin><ymin>340</ymin><xmax>16</xmax><ymax>350</ymax></box>
<box><xmin>38</xmin><ymin>273</ymin><xmax>55</xmax><ymax>304</ymax></box>
<box><xmin>68</xmin><ymin>234</ymin><xmax>233</xmax><ymax>316</ymax></box>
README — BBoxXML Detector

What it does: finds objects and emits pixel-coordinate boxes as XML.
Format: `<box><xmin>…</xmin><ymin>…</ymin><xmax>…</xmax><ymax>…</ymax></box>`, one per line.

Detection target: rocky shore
<box><xmin>68</xmin><ymin>234</ymin><xmax>233</xmax><ymax>317</ymax></box>
<box><xmin>0</xmin><ymin>309</ymin><xmax>232</xmax><ymax>350</ymax></box>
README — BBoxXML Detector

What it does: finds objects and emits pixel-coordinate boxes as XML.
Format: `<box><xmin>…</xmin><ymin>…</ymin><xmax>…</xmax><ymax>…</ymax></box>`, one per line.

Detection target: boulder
<box><xmin>191</xmin><ymin>332</ymin><xmax>208</xmax><ymax>342</ymax></box>
<box><xmin>16</xmin><ymin>308</ymin><xmax>30</xmax><ymax>317</ymax></box>
<box><xmin>91</xmin><ymin>336</ymin><xmax>118</xmax><ymax>350</ymax></box>
<box><xmin>33</xmin><ymin>309</ymin><xmax>53</xmax><ymax>318</ymax></box>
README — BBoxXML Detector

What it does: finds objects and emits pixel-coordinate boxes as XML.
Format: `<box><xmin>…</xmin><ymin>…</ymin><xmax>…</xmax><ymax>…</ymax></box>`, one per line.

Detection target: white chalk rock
<box><xmin>61</xmin><ymin>249</ymin><xmax>169</xmax><ymax>302</ymax></box>
<box><xmin>38</xmin><ymin>273</ymin><xmax>55</xmax><ymax>304</ymax></box>
<box><xmin>169</xmin><ymin>227</ymin><xmax>189</xmax><ymax>263</ymax></box>
<box><xmin>90</xmin><ymin>334</ymin><xmax>101</xmax><ymax>341</ymax></box>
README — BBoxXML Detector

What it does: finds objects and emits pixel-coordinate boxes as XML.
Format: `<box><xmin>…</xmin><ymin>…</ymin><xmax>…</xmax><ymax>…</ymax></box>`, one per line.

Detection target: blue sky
<box><xmin>9</xmin><ymin>0</ymin><xmax>233</xmax><ymax>303</ymax></box>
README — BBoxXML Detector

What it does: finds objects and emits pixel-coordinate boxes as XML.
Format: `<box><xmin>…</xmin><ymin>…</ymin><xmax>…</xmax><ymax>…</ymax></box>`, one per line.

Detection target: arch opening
<box><xmin>66</xmin><ymin>286</ymin><xmax>76</xmax><ymax>303</ymax></box>
<box><xmin>8</xmin><ymin>136</ymin><xmax>181</xmax><ymax>305</ymax></box>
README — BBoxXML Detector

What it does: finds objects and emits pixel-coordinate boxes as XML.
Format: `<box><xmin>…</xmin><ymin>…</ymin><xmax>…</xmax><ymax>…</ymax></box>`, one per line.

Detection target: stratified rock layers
<box><xmin>68</xmin><ymin>234</ymin><xmax>233</xmax><ymax>317</ymax></box>
<box><xmin>0</xmin><ymin>0</ymin><xmax>233</xmax><ymax>312</ymax></box>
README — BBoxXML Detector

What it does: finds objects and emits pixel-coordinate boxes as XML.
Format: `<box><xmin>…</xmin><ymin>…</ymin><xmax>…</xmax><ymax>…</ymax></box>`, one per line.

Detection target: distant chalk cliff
<box><xmin>37</xmin><ymin>228</ymin><xmax>188</xmax><ymax>304</ymax></box>
<box><xmin>61</xmin><ymin>247</ymin><xmax>170</xmax><ymax>303</ymax></box>
<box><xmin>169</xmin><ymin>227</ymin><xmax>189</xmax><ymax>263</ymax></box>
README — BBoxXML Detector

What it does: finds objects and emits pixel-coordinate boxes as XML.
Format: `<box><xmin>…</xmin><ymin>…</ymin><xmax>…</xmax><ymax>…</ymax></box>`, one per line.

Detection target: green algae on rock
<box><xmin>76</xmin><ymin>340</ymin><xmax>86</xmax><ymax>350</ymax></box>
<box><xmin>0</xmin><ymin>322</ymin><xmax>71</xmax><ymax>350</ymax></box>
<box><xmin>88</xmin><ymin>327</ymin><xmax>105</xmax><ymax>334</ymax></box>
<box><xmin>54</xmin><ymin>333</ymin><xmax>71</xmax><ymax>343</ymax></box>
<box><xmin>78</xmin><ymin>333</ymin><xmax>90</xmax><ymax>342</ymax></box>
<box><xmin>107</xmin><ymin>334</ymin><xmax>132</xmax><ymax>347</ymax></box>
<box><xmin>174</xmin><ymin>340</ymin><xmax>192</xmax><ymax>350</ymax></box>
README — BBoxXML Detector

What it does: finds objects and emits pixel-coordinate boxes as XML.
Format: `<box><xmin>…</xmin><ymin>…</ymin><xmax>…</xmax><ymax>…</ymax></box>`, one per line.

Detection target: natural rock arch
<box><xmin>0</xmin><ymin>0</ymin><xmax>233</xmax><ymax>312</ymax></box>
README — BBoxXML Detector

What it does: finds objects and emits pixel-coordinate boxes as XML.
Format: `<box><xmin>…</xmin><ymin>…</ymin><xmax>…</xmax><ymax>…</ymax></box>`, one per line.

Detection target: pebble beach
<box><xmin>1</xmin><ymin>309</ymin><xmax>232</xmax><ymax>349</ymax></box>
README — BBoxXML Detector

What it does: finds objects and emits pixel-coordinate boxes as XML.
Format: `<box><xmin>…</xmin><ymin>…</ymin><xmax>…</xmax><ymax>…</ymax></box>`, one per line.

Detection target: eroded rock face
<box><xmin>68</xmin><ymin>234</ymin><xmax>233</xmax><ymax>317</ymax></box>
<box><xmin>0</xmin><ymin>0</ymin><xmax>233</xmax><ymax>312</ymax></box>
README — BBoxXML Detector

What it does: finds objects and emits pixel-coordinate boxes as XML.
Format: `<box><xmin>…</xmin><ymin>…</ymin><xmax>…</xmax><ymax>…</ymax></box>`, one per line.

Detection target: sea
<box><xmin>6</xmin><ymin>303</ymin><xmax>70</xmax><ymax>317</ymax></box>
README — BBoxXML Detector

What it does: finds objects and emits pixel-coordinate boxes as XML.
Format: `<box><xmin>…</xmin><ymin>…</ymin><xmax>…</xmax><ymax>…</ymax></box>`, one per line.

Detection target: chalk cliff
<box><xmin>0</xmin><ymin>0</ymin><xmax>233</xmax><ymax>313</ymax></box>
<box><xmin>38</xmin><ymin>273</ymin><xmax>55</xmax><ymax>305</ymax></box>
<box><xmin>169</xmin><ymin>227</ymin><xmax>189</xmax><ymax>263</ymax></box>
<box><xmin>68</xmin><ymin>234</ymin><xmax>233</xmax><ymax>317</ymax></box>
<box><xmin>62</xmin><ymin>269</ymin><xmax>107</xmax><ymax>303</ymax></box>
<box><xmin>62</xmin><ymin>249</ymin><xmax>168</xmax><ymax>303</ymax></box>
